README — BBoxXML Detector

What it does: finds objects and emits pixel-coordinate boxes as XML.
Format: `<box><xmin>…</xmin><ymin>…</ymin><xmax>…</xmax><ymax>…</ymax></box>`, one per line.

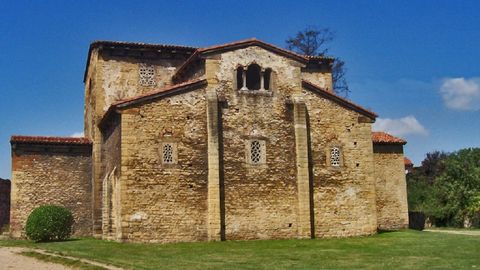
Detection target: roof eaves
<box><xmin>114</xmin><ymin>79</ymin><xmax>207</xmax><ymax>108</ymax></box>
<box><xmin>198</xmin><ymin>38</ymin><xmax>308</xmax><ymax>63</ymax></box>
<box><xmin>99</xmin><ymin>79</ymin><xmax>208</xmax><ymax>128</ymax></box>
<box><xmin>10</xmin><ymin>135</ymin><xmax>92</xmax><ymax>145</ymax></box>
<box><xmin>304</xmin><ymin>54</ymin><xmax>336</xmax><ymax>63</ymax></box>
<box><xmin>302</xmin><ymin>80</ymin><xmax>377</xmax><ymax>119</ymax></box>
<box><xmin>371</xmin><ymin>132</ymin><xmax>407</xmax><ymax>145</ymax></box>
<box><xmin>173</xmin><ymin>38</ymin><xmax>311</xmax><ymax>82</ymax></box>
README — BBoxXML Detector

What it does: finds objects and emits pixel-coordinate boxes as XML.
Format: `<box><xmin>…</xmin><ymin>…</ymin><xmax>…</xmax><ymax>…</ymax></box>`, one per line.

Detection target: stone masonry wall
<box><xmin>119</xmin><ymin>87</ymin><xmax>209</xmax><ymax>243</ymax></box>
<box><xmin>0</xmin><ymin>179</ymin><xmax>11</xmax><ymax>229</ymax></box>
<box><xmin>85</xmin><ymin>48</ymin><xmax>193</xmax><ymax>235</ymax></box>
<box><xmin>10</xmin><ymin>144</ymin><xmax>92</xmax><ymax>238</ymax></box>
<box><xmin>301</xmin><ymin>70</ymin><xmax>333</xmax><ymax>92</ymax></box>
<box><xmin>212</xmin><ymin>47</ymin><xmax>302</xmax><ymax>240</ymax></box>
<box><xmin>303</xmin><ymin>90</ymin><xmax>378</xmax><ymax>237</ymax></box>
<box><xmin>373</xmin><ymin>144</ymin><xmax>409</xmax><ymax>230</ymax></box>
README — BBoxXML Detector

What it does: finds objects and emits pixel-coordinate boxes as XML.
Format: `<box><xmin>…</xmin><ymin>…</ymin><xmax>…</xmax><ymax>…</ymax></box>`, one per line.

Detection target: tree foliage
<box><xmin>407</xmin><ymin>148</ymin><xmax>480</xmax><ymax>227</ymax></box>
<box><xmin>286</xmin><ymin>26</ymin><xmax>350</xmax><ymax>96</ymax></box>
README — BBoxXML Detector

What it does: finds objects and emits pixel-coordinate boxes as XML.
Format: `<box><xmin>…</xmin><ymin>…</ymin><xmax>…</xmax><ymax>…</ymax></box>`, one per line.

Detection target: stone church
<box><xmin>10</xmin><ymin>38</ymin><xmax>408</xmax><ymax>243</ymax></box>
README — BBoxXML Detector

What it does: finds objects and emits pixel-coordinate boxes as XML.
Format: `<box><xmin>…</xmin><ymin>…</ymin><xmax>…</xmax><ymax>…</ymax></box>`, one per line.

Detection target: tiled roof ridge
<box><xmin>404</xmin><ymin>157</ymin><xmax>413</xmax><ymax>165</ymax></box>
<box><xmin>173</xmin><ymin>38</ymin><xmax>334</xmax><ymax>82</ymax></box>
<box><xmin>98</xmin><ymin>79</ymin><xmax>208</xmax><ymax>128</ymax></box>
<box><xmin>372</xmin><ymin>132</ymin><xmax>407</xmax><ymax>145</ymax></box>
<box><xmin>89</xmin><ymin>40</ymin><xmax>198</xmax><ymax>51</ymax></box>
<box><xmin>11</xmin><ymin>135</ymin><xmax>92</xmax><ymax>145</ymax></box>
<box><xmin>301</xmin><ymin>80</ymin><xmax>377</xmax><ymax>119</ymax></box>
<box><xmin>198</xmin><ymin>38</ymin><xmax>306</xmax><ymax>60</ymax></box>
<box><xmin>84</xmin><ymin>40</ymin><xmax>198</xmax><ymax>82</ymax></box>
<box><xmin>303</xmin><ymin>54</ymin><xmax>335</xmax><ymax>61</ymax></box>
<box><xmin>112</xmin><ymin>78</ymin><xmax>207</xmax><ymax>107</ymax></box>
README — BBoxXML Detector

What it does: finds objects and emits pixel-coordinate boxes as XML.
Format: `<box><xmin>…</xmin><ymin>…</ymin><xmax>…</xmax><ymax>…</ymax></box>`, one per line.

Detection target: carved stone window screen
<box><xmin>246</xmin><ymin>139</ymin><xmax>266</xmax><ymax>165</ymax></box>
<box><xmin>250</xmin><ymin>140</ymin><xmax>262</xmax><ymax>164</ymax></box>
<box><xmin>139</xmin><ymin>63</ymin><xmax>156</xmax><ymax>86</ymax></box>
<box><xmin>162</xmin><ymin>143</ymin><xmax>174</xmax><ymax>164</ymax></box>
<box><xmin>330</xmin><ymin>147</ymin><xmax>341</xmax><ymax>167</ymax></box>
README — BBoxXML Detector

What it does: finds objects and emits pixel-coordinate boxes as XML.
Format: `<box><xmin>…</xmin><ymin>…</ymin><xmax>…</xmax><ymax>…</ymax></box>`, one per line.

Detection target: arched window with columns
<box><xmin>236</xmin><ymin>64</ymin><xmax>272</xmax><ymax>91</ymax></box>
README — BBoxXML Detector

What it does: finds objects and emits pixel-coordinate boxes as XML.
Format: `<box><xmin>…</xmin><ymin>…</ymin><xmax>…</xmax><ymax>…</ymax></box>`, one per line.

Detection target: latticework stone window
<box><xmin>247</xmin><ymin>139</ymin><xmax>266</xmax><ymax>165</ymax></box>
<box><xmin>139</xmin><ymin>63</ymin><xmax>156</xmax><ymax>86</ymax></box>
<box><xmin>330</xmin><ymin>147</ymin><xmax>341</xmax><ymax>167</ymax></box>
<box><xmin>162</xmin><ymin>143</ymin><xmax>176</xmax><ymax>164</ymax></box>
<box><xmin>250</xmin><ymin>140</ymin><xmax>262</xmax><ymax>164</ymax></box>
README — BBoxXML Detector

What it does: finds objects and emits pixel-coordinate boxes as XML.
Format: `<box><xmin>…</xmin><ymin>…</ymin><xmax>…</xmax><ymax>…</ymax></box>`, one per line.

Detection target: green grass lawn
<box><xmin>1</xmin><ymin>230</ymin><xmax>479</xmax><ymax>270</ymax></box>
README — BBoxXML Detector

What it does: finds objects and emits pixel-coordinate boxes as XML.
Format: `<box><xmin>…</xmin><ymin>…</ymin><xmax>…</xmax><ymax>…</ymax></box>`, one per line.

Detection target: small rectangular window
<box><xmin>161</xmin><ymin>143</ymin><xmax>177</xmax><ymax>164</ymax></box>
<box><xmin>247</xmin><ymin>139</ymin><xmax>266</xmax><ymax>165</ymax></box>
<box><xmin>250</xmin><ymin>140</ymin><xmax>262</xmax><ymax>164</ymax></box>
<box><xmin>330</xmin><ymin>147</ymin><xmax>341</xmax><ymax>167</ymax></box>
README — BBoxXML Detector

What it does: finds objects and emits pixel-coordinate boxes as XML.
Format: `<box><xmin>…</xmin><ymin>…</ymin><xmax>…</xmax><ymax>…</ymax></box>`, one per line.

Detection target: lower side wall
<box><xmin>10</xmin><ymin>142</ymin><xmax>92</xmax><ymax>238</ymax></box>
<box><xmin>373</xmin><ymin>144</ymin><xmax>409</xmax><ymax>230</ymax></box>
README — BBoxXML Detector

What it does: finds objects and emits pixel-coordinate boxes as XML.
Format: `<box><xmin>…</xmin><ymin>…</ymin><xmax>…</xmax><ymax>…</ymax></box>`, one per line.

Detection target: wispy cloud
<box><xmin>440</xmin><ymin>77</ymin><xmax>480</xmax><ymax>111</ymax></box>
<box><xmin>70</xmin><ymin>131</ymin><xmax>84</xmax><ymax>137</ymax></box>
<box><xmin>373</xmin><ymin>116</ymin><xmax>428</xmax><ymax>137</ymax></box>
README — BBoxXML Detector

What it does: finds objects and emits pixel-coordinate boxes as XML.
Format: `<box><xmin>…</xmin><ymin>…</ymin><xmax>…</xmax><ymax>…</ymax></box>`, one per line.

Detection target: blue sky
<box><xmin>1</xmin><ymin>0</ymin><xmax>479</xmax><ymax>178</ymax></box>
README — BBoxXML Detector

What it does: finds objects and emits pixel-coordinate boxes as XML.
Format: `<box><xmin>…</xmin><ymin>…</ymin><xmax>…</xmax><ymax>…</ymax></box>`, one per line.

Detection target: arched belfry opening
<box><xmin>236</xmin><ymin>64</ymin><xmax>272</xmax><ymax>91</ymax></box>
<box><xmin>236</xmin><ymin>66</ymin><xmax>244</xmax><ymax>90</ymax></box>
<box><xmin>246</xmin><ymin>64</ymin><xmax>261</xmax><ymax>90</ymax></box>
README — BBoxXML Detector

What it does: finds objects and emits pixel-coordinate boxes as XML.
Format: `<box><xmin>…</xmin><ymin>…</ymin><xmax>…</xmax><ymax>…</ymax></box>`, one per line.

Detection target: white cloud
<box><xmin>70</xmin><ymin>132</ymin><xmax>84</xmax><ymax>137</ymax></box>
<box><xmin>373</xmin><ymin>116</ymin><xmax>428</xmax><ymax>137</ymax></box>
<box><xmin>440</xmin><ymin>77</ymin><xmax>480</xmax><ymax>111</ymax></box>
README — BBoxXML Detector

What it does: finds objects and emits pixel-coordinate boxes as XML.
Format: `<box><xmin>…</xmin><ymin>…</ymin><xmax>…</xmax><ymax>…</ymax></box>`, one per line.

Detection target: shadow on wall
<box><xmin>408</xmin><ymin>211</ymin><xmax>425</xmax><ymax>230</ymax></box>
<box><xmin>0</xmin><ymin>179</ymin><xmax>10</xmax><ymax>232</ymax></box>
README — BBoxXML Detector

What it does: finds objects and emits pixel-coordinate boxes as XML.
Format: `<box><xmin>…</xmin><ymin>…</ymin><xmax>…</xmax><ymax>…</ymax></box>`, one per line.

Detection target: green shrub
<box><xmin>25</xmin><ymin>205</ymin><xmax>74</xmax><ymax>242</ymax></box>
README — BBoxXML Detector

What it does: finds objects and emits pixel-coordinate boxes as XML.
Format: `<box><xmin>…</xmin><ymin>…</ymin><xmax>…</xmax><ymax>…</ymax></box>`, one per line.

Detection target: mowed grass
<box><xmin>1</xmin><ymin>230</ymin><xmax>479</xmax><ymax>270</ymax></box>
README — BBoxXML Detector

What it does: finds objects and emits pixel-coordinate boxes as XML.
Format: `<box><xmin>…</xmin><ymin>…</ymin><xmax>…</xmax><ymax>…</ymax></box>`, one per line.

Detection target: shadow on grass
<box><xmin>33</xmin><ymin>238</ymin><xmax>82</xmax><ymax>244</ymax></box>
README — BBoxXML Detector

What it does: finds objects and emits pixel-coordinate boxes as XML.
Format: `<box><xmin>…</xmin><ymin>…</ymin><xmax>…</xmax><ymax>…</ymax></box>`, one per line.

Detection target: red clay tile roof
<box><xmin>302</xmin><ymin>80</ymin><xmax>378</xmax><ymax>119</ymax></box>
<box><xmin>89</xmin><ymin>40</ymin><xmax>197</xmax><ymax>51</ymax></box>
<box><xmin>99</xmin><ymin>79</ymin><xmax>208</xmax><ymax>128</ymax></box>
<box><xmin>11</xmin><ymin>135</ymin><xmax>92</xmax><ymax>145</ymax></box>
<box><xmin>404</xmin><ymin>157</ymin><xmax>413</xmax><ymax>166</ymax></box>
<box><xmin>84</xmin><ymin>38</ymin><xmax>335</xmax><ymax>84</ymax></box>
<box><xmin>372</xmin><ymin>132</ymin><xmax>407</xmax><ymax>145</ymax></box>
<box><xmin>304</xmin><ymin>54</ymin><xmax>335</xmax><ymax>61</ymax></box>
<box><xmin>113</xmin><ymin>79</ymin><xmax>207</xmax><ymax>108</ymax></box>
<box><xmin>84</xmin><ymin>40</ymin><xmax>197</xmax><ymax>82</ymax></box>
<box><xmin>198</xmin><ymin>38</ymin><xmax>307</xmax><ymax>61</ymax></box>
<box><xmin>173</xmin><ymin>38</ymin><xmax>334</xmax><ymax>82</ymax></box>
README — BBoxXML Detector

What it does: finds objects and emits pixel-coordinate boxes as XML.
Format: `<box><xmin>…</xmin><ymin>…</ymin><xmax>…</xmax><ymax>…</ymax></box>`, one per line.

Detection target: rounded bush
<box><xmin>25</xmin><ymin>205</ymin><xmax>74</xmax><ymax>242</ymax></box>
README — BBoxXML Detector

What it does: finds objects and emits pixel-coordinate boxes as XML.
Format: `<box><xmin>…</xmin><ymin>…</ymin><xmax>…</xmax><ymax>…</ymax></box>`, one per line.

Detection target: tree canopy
<box><xmin>407</xmin><ymin>148</ymin><xmax>480</xmax><ymax>227</ymax></box>
<box><xmin>286</xmin><ymin>26</ymin><xmax>350</xmax><ymax>96</ymax></box>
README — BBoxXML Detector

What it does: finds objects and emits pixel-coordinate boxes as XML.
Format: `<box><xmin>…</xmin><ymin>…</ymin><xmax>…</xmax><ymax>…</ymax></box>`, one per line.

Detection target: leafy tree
<box><xmin>427</xmin><ymin>148</ymin><xmax>480</xmax><ymax>227</ymax></box>
<box><xmin>406</xmin><ymin>170</ymin><xmax>430</xmax><ymax>212</ymax></box>
<box><xmin>421</xmin><ymin>151</ymin><xmax>448</xmax><ymax>184</ymax></box>
<box><xmin>286</xmin><ymin>26</ymin><xmax>350</xmax><ymax>96</ymax></box>
<box><xmin>407</xmin><ymin>148</ymin><xmax>480</xmax><ymax>227</ymax></box>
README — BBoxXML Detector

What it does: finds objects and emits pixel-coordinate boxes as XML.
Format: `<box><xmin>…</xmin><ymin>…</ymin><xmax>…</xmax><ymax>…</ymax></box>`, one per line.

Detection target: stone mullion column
<box><xmin>241</xmin><ymin>69</ymin><xmax>248</xmax><ymax>90</ymax></box>
<box><xmin>206</xmin><ymin>90</ymin><xmax>222</xmax><ymax>241</ymax></box>
<box><xmin>293</xmin><ymin>94</ymin><xmax>313</xmax><ymax>239</ymax></box>
<box><xmin>260</xmin><ymin>70</ymin><xmax>265</xmax><ymax>91</ymax></box>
